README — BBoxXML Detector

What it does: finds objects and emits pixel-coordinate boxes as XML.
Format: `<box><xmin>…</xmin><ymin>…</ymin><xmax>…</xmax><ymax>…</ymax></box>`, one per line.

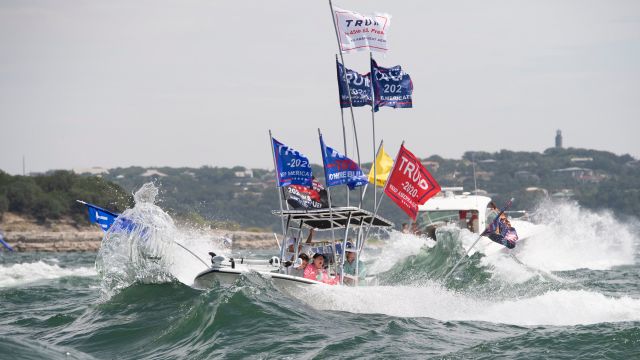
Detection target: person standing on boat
<box><xmin>486</xmin><ymin>202</ymin><xmax>500</xmax><ymax>225</ymax></box>
<box><xmin>285</xmin><ymin>228</ymin><xmax>315</xmax><ymax>262</ymax></box>
<box><xmin>304</xmin><ymin>253</ymin><xmax>338</xmax><ymax>285</ymax></box>
<box><xmin>484</xmin><ymin>214</ymin><xmax>518</xmax><ymax>249</ymax></box>
<box><xmin>342</xmin><ymin>243</ymin><xmax>366</xmax><ymax>286</ymax></box>
<box><xmin>411</xmin><ymin>222</ymin><xmax>423</xmax><ymax>235</ymax></box>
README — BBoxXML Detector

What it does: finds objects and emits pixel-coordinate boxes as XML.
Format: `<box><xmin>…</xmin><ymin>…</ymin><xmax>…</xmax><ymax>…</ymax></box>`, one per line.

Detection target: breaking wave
<box><xmin>0</xmin><ymin>261</ymin><xmax>96</xmax><ymax>288</ymax></box>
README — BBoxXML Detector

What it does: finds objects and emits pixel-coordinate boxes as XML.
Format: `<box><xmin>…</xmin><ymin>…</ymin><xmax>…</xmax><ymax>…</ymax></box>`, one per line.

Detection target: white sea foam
<box><xmin>513</xmin><ymin>202</ymin><xmax>637</xmax><ymax>271</ymax></box>
<box><xmin>365</xmin><ymin>231</ymin><xmax>431</xmax><ymax>274</ymax></box>
<box><xmin>0</xmin><ymin>261</ymin><xmax>96</xmax><ymax>288</ymax></box>
<box><xmin>300</xmin><ymin>283</ymin><xmax>640</xmax><ymax>326</ymax></box>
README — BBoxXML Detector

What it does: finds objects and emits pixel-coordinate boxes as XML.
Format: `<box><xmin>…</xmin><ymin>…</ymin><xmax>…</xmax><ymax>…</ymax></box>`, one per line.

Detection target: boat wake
<box><xmin>298</xmin><ymin>283</ymin><xmax>640</xmax><ymax>326</ymax></box>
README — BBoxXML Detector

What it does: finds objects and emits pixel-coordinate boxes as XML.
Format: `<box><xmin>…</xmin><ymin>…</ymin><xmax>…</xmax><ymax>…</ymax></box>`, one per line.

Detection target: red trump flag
<box><xmin>384</xmin><ymin>145</ymin><xmax>441</xmax><ymax>220</ymax></box>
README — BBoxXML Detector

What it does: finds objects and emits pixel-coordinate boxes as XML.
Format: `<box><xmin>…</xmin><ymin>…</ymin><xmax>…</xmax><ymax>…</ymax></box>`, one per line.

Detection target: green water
<box><xmin>2</xmin><ymin>197</ymin><xmax>640</xmax><ymax>359</ymax></box>
<box><xmin>1</xmin><ymin>241</ymin><xmax>639</xmax><ymax>360</ymax></box>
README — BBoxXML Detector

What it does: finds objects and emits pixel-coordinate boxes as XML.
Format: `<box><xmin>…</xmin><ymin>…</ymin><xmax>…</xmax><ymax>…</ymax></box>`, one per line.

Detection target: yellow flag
<box><xmin>368</xmin><ymin>145</ymin><xmax>394</xmax><ymax>187</ymax></box>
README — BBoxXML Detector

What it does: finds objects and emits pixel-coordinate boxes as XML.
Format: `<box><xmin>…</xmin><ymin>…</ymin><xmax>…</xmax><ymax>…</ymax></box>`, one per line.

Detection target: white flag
<box><xmin>333</xmin><ymin>7</ymin><xmax>391</xmax><ymax>53</ymax></box>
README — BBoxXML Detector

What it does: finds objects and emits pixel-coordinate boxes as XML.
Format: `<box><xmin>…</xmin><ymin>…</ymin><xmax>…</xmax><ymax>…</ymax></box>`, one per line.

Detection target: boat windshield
<box><xmin>418</xmin><ymin>209</ymin><xmax>480</xmax><ymax>235</ymax></box>
<box><xmin>418</xmin><ymin>210</ymin><xmax>459</xmax><ymax>226</ymax></box>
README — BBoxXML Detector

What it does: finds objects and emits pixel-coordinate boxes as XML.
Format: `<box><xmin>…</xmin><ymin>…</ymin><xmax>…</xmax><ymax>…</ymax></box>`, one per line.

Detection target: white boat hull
<box><xmin>193</xmin><ymin>267</ymin><xmax>322</xmax><ymax>289</ymax></box>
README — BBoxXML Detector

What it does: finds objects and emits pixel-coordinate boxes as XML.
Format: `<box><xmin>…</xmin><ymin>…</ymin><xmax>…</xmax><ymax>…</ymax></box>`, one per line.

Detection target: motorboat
<box><xmin>192</xmin><ymin>206</ymin><xmax>394</xmax><ymax>289</ymax></box>
<box><xmin>416</xmin><ymin>187</ymin><xmax>537</xmax><ymax>254</ymax></box>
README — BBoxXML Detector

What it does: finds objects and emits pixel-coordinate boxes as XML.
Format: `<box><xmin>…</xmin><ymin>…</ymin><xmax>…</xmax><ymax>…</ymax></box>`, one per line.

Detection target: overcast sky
<box><xmin>1</xmin><ymin>0</ymin><xmax>639</xmax><ymax>175</ymax></box>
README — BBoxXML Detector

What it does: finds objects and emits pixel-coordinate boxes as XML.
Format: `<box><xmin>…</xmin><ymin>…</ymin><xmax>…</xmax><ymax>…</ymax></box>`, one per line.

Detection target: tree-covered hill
<box><xmin>0</xmin><ymin>170</ymin><xmax>132</xmax><ymax>224</ymax></box>
<box><xmin>2</xmin><ymin>146</ymin><xmax>638</xmax><ymax>231</ymax></box>
<box><xmin>93</xmin><ymin>147</ymin><xmax>640</xmax><ymax>231</ymax></box>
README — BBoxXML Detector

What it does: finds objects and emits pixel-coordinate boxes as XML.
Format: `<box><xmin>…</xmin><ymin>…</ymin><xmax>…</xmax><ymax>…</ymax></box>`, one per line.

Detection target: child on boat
<box><xmin>304</xmin><ymin>253</ymin><xmax>338</xmax><ymax>285</ymax></box>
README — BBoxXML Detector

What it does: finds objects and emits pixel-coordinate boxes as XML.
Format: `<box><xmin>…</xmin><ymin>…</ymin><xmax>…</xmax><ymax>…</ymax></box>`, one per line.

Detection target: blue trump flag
<box><xmin>272</xmin><ymin>138</ymin><xmax>313</xmax><ymax>187</ymax></box>
<box><xmin>371</xmin><ymin>58</ymin><xmax>413</xmax><ymax>112</ymax></box>
<box><xmin>81</xmin><ymin>201</ymin><xmax>118</xmax><ymax>232</ymax></box>
<box><xmin>79</xmin><ymin>200</ymin><xmax>142</xmax><ymax>235</ymax></box>
<box><xmin>336</xmin><ymin>60</ymin><xmax>373</xmax><ymax>108</ymax></box>
<box><xmin>320</xmin><ymin>134</ymin><xmax>368</xmax><ymax>190</ymax></box>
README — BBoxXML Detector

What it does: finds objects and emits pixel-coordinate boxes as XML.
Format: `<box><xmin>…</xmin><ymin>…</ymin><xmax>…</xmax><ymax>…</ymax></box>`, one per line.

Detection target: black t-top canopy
<box><xmin>272</xmin><ymin>206</ymin><xmax>394</xmax><ymax>231</ymax></box>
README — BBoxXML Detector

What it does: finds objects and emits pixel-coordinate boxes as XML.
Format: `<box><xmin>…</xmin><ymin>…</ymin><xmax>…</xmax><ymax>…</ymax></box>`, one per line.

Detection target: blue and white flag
<box><xmin>272</xmin><ymin>138</ymin><xmax>313</xmax><ymax>187</ymax></box>
<box><xmin>371</xmin><ymin>58</ymin><xmax>413</xmax><ymax>112</ymax></box>
<box><xmin>82</xmin><ymin>202</ymin><xmax>118</xmax><ymax>232</ymax></box>
<box><xmin>337</xmin><ymin>60</ymin><xmax>373</xmax><ymax>108</ymax></box>
<box><xmin>80</xmin><ymin>201</ymin><xmax>144</xmax><ymax>236</ymax></box>
<box><xmin>320</xmin><ymin>135</ymin><xmax>368</xmax><ymax>189</ymax></box>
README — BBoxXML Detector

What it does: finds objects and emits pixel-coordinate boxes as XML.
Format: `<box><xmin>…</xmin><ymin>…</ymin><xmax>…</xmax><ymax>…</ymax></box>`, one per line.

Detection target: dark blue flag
<box><xmin>272</xmin><ymin>138</ymin><xmax>313</xmax><ymax>187</ymax></box>
<box><xmin>337</xmin><ymin>60</ymin><xmax>373</xmax><ymax>108</ymax></box>
<box><xmin>371</xmin><ymin>58</ymin><xmax>413</xmax><ymax>112</ymax></box>
<box><xmin>320</xmin><ymin>135</ymin><xmax>368</xmax><ymax>189</ymax></box>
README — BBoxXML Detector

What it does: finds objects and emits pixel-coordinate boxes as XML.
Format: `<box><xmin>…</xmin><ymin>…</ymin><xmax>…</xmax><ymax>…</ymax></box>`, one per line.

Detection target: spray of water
<box><xmin>95</xmin><ymin>183</ymin><xmax>234</xmax><ymax>297</ymax></box>
<box><xmin>515</xmin><ymin>200</ymin><xmax>637</xmax><ymax>271</ymax></box>
<box><xmin>95</xmin><ymin>183</ymin><xmax>176</xmax><ymax>297</ymax></box>
<box><xmin>368</xmin><ymin>199</ymin><xmax>639</xmax><ymax>289</ymax></box>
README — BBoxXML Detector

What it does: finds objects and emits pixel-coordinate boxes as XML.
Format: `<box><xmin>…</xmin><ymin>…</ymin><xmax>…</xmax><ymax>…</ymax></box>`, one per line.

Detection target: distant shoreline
<box><xmin>0</xmin><ymin>213</ymin><xmax>277</xmax><ymax>252</ymax></box>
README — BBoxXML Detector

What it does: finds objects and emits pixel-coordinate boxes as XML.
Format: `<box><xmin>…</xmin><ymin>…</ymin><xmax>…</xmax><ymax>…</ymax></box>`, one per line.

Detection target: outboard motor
<box><xmin>268</xmin><ymin>256</ymin><xmax>280</xmax><ymax>268</ymax></box>
<box><xmin>208</xmin><ymin>252</ymin><xmax>235</xmax><ymax>269</ymax></box>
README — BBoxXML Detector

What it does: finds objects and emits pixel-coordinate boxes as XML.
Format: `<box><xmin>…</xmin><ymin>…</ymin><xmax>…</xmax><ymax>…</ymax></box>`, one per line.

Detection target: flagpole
<box><xmin>269</xmin><ymin>130</ymin><xmax>287</xmax><ymax>253</ymax></box>
<box><xmin>372</xmin><ymin>139</ymin><xmax>384</xmax><ymax>206</ymax></box>
<box><xmin>336</xmin><ymin>54</ymin><xmax>349</xmax><ymax>207</ymax></box>
<box><xmin>328</xmin><ymin>0</ymin><xmax>363</xmax><ymax>207</ymax></box>
<box><xmin>359</xmin><ymin>140</ymin><xmax>404</xmax><ymax>256</ymax></box>
<box><xmin>369</xmin><ymin>52</ymin><xmax>377</xmax><ymax>212</ymax></box>
<box><xmin>318</xmin><ymin>129</ymin><xmax>337</xmax><ymax>259</ymax></box>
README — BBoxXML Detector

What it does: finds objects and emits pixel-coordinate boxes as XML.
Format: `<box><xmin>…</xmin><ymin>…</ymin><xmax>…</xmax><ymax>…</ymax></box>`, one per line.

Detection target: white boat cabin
<box><xmin>417</xmin><ymin>187</ymin><xmax>493</xmax><ymax>238</ymax></box>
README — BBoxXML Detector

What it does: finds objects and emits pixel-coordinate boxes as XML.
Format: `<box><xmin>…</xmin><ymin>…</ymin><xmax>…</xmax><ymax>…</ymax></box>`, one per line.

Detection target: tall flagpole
<box><xmin>372</xmin><ymin>139</ymin><xmax>384</xmax><ymax>202</ymax></box>
<box><xmin>336</xmin><ymin>54</ymin><xmax>349</xmax><ymax>207</ymax></box>
<box><xmin>328</xmin><ymin>0</ymin><xmax>363</xmax><ymax>207</ymax></box>
<box><xmin>318</xmin><ymin>129</ymin><xmax>337</xmax><ymax>261</ymax></box>
<box><xmin>268</xmin><ymin>130</ymin><xmax>287</xmax><ymax>249</ymax></box>
<box><xmin>370</xmin><ymin>52</ymin><xmax>377</xmax><ymax>211</ymax></box>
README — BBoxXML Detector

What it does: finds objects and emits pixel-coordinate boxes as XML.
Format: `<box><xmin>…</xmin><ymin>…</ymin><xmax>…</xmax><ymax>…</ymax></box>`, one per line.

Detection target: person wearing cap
<box><xmin>342</xmin><ymin>242</ymin><xmax>366</xmax><ymax>286</ymax></box>
<box><xmin>285</xmin><ymin>228</ymin><xmax>315</xmax><ymax>261</ymax></box>
<box><xmin>304</xmin><ymin>253</ymin><xmax>338</xmax><ymax>285</ymax></box>
<box><xmin>290</xmin><ymin>253</ymin><xmax>309</xmax><ymax>277</ymax></box>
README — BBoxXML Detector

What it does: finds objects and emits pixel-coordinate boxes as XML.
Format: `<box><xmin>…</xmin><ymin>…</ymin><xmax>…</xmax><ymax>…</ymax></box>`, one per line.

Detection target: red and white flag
<box><xmin>384</xmin><ymin>145</ymin><xmax>441</xmax><ymax>220</ymax></box>
<box><xmin>333</xmin><ymin>7</ymin><xmax>391</xmax><ymax>53</ymax></box>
